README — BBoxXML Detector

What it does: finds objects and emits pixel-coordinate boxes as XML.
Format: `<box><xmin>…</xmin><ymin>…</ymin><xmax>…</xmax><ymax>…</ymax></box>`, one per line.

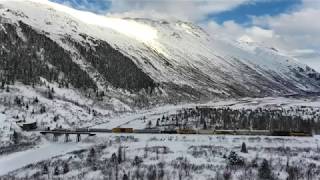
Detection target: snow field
<box><xmin>2</xmin><ymin>133</ymin><xmax>320</xmax><ymax>179</ymax></box>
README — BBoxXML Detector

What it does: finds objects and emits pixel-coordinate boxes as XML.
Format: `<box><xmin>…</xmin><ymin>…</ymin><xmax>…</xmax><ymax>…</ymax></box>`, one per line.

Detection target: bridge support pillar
<box><xmin>77</xmin><ymin>134</ymin><xmax>81</xmax><ymax>142</ymax></box>
<box><xmin>53</xmin><ymin>134</ymin><xmax>58</xmax><ymax>142</ymax></box>
<box><xmin>65</xmin><ymin>134</ymin><xmax>69</xmax><ymax>142</ymax></box>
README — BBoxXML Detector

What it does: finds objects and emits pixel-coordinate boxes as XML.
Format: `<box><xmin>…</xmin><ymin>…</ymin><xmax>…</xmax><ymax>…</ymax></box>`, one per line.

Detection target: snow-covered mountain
<box><xmin>1</xmin><ymin>0</ymin><xmax>320</xmax><ymax>108</ymax></box>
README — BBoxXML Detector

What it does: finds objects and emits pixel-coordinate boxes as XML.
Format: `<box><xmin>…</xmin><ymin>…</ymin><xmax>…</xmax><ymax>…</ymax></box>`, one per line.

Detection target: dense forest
<box><xmin>0</xmin><ymin>17</ymin><xmax>157</xmax><ymax>96</ymax></box>
<box><xmin>64</xmin><ymin>34</ymin><xmax>157</xmax><ymax>92</ymax></box>
<box><xmin>156</xmin><ymin>106</ymin><xmax>320</xmax><ymax>133</ymax></box>
<box><xmin>0</xmin><ymin>19</ymin><xmax>97</xmax><ymax>90</ymax></box>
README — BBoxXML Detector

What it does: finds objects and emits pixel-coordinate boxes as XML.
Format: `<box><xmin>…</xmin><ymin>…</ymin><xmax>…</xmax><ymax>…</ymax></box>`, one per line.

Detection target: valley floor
<box><xmin>0</xmin><ymin>139</ymin><xmax>92</xmax><ymax>176</ymax></box>
<box><xmin>94</xmin><ymin>96</ymin><xmax>320</xmax><ymax>129</ymax></box>
<box><xmin>1</xmin><ymin>96</ymin><xmax>320</xmax><ymax>179</ymax></box>
<box><xmin>1</xmin><ymin>133</ymin><xmax>320</xmax><ymax>179</ymax></box>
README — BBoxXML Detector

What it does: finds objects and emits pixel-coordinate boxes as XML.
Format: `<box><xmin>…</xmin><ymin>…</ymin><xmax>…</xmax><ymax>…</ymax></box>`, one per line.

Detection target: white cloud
<box><xmin>302</xmin><ymin>0</ymin><xmax>320</xmax><ymax>9</ymax></box>
<box><xmin>247</xmin><ymin>26</ymin><xmax>273</xmax><ymax>38</ymax></box>
<box><xmin>107</xmin><ymin>0</ymin><xmax>251</xmax><ymax>21</ymax></box>
<box><xmin>205</xmin><ymin>20</ymin><xmax>275</xmax><ymax>44</ymax></box>
<box><xmin>251</xmin><ymin>2</ymin><xmax>320</xmax><ymax>70</ymax></box>
<box><xmin>204</xmin><ymin>0</ymin><xmax>320</xmax><ymax>71</ymax></box>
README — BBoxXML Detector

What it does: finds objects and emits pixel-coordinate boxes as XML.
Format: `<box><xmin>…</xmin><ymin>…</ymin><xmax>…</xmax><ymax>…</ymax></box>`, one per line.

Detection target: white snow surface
<box><xmin>0</xmin><ymin>0</ymin><xmax>319</xmax><ymax>95</ymax></box>
<box><xmin>94</xmin><ymin>96</ymin><xmax>320</xmax><ymax>129</ymax></box>
<box><xmin>0</xmin><ymin>2</ymin><xmax>320</xmax><ymax>178</ymax></box>
<box><xmin>1</xmin><ymin>0</ymin><xmax>158</xmax><ymax>44</ymax></box>
<box><xmin>2</xmin><ymin>133</ymin><xmax>320</xmax><ymax>179</ymax></box>
<box><xmin>0</xmin><ymin>139</ymin><xmax>92</xmax><ymax>175</ymax></box>
<box><xmin>0</xmin><ymin>113</ymin><xmax>12</xmax><ymax>144</ymax></box>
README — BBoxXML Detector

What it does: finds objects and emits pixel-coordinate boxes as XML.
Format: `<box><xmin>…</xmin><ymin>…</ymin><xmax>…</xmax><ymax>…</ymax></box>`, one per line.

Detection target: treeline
<box><xmin>65</xmin><ymin>34</ymin><xmax>157</xmax><ymax>92</ymax></box>
<box><xmin>0</xmin><ymin>19</ymin><xmax>97</xmax><ymax>91</ymax></box>
<box><xmin>0</xmin><ymin>16</ymin><xmax>159</xmax><ymax>104</ymax></box>
<box><xmin>156</xmin><ymin>107</ymin><xmax>320</xmax><ymax>133</ymax></box>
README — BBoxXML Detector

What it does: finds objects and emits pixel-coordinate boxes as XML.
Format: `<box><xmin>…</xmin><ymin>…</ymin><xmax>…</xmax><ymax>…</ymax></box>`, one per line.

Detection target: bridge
<box><xmin>40</xmin><ymin>130</ymin><xmax>96</xmax><ymax>142</ymax></box>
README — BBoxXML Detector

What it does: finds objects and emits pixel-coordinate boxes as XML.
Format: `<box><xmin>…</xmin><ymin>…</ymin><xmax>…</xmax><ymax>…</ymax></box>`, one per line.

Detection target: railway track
<box><xmin>35</xmin><ymin>128</ymin><xmax>313</xmax><ymax>137</ymax></box>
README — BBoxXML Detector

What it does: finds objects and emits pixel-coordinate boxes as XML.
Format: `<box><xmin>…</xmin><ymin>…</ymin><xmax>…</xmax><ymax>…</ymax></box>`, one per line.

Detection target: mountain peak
<box><xmin>0</xmin><ymin>0</ymin><xmax>320</xmax><ymax>106</ymax></box>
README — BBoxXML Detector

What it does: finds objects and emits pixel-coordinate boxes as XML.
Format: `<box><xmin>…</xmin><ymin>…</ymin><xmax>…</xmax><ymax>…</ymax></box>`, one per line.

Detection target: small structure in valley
<box><xmin>18</xmin><ymin>122</ymin><xmax>37</xmax><ymax>131</ymax></box>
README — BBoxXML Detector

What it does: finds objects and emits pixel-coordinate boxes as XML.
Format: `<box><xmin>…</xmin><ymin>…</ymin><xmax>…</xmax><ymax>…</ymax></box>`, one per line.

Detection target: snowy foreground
<box><xmin>1</xmin><ymin>133</ymin><xmax>320</xmax><ymax>180</ymax></box>
<box><xmin>1</xmin><ymin>96</ymin><xmax>320</xmax><ymax>179</ymax></box>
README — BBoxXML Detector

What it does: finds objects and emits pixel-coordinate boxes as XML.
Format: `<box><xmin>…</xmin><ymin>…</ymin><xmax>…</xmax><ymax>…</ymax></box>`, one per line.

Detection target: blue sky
<box><xmin>51</xmin><ymin>0</ymin><xmax>111</xmax><ymax>13</ymax></box>
<box><xmin>209</xmin><ymin>0</ymin><xmax>301</xmax><ymax>25</ymax></box>
<box><xmin>51</xmin><ymin>0</ymin><xmax>302</xmax><ymax>25</ymax></box>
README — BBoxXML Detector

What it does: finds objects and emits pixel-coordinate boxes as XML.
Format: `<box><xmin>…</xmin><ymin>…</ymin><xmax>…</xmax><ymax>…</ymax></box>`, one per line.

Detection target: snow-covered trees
<box><xmin>117</xmin><ymin>146</ymin><xmax>123</xmax><ymax>164</ymax></box>
<box><xmin>63</xmin><ymin>162</ymin><xmax>69</xmax><ymax>174</ymax></box>
<box><xmin>12</xmin><ymin>130</ymin><xmax>19</xmax><ymax>144</ymax></box>
<box><xmin>146</xmin><ymin>120</ymin><xmax>152</xmax><ymax>129</ymax></box>
<box><xmin>110</xmin><ymin>152</ymin><xmax>120</xmax><ymax>180</ymax></box>
<box><xmin>42</xmin><ymin>164</ymin><xmax>48</xmax><ymax>175</ymax></box>
<box><xmin>241</xmin><ymin>142</ymin><xmax>248</xmax><ymax>153</ymax></box>
<box><xmin>53</xmin><ymin>166</ymin><xmax>59</xmax><ymax>176</ymax></box>
<box><xmin>227</xmin><ymin>151</ymin><xmax>244</xmax><ymax>166</ymax></box>
<box><xmin>160</xmin><ymin>107</ymin><xmax>318</xmax><ymax>133</ymax></box>
<box><xmin>122</xmin><ymin>173</ymin><xmax>128</xmax><ymax>180</ymax></box>
<box><xmin>132</xmin><ymin>156</ymin><xmax>143</xmax><ymax>167</ymax></box>
<box><xmin>2</xmin><ymin>134</ymin><xmax>320</xmax><ymax>180</ymax></box>
<box><xmin>86</xmin><ymin>148</ymin><xmax>96</xmax><ymax>165</ymax></box>
<box><xmin>67</xmin><ymin>36</ymin><xmax>157</xmax><ymax>92</ymax></box>
<box><xmin>258</xmin><ymin>159</ymin><xmax>272</xmax><ymax>179</ymax></box>
<box><xmin>146</xmin><ymin>165</ymin><xmax>157</xmax><ymax>180</ymax></box>
<box><xmin>0</xmin><ymin>21</ymin><xmax>97</xmax><ymax>91</ymax></box>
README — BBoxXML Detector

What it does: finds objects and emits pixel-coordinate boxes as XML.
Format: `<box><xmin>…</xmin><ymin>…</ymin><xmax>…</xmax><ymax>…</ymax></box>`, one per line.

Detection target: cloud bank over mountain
<box><xmin>204</xmin><ymin>0</ymin><xmax>320</xmax><ymax>71</ymax></box>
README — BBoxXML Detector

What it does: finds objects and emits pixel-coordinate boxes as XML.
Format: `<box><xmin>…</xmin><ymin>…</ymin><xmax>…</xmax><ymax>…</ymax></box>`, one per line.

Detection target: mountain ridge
<box><xmin>0</xmin><ymin>0</ymin><xmax>320</xmax><ymax>109</ymax></box>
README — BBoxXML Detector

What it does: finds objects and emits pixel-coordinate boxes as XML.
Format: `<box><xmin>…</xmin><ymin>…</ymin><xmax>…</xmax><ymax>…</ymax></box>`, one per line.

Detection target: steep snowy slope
<box><xmin>0</xmin><ymin>0</ymin><xmax>320</xmax><ymax>106</ymax></box>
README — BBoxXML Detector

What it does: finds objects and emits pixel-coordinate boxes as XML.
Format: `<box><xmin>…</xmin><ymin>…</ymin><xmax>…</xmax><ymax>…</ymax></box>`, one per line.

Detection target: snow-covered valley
<box><xmin>1</xmin><ymin>133</ymin><xmax>320</xmax><ymax>180</ymax></box>
<box><xmin>1</xmin><ymin>92</ymin><xmax>320</xmax><ymax>179</ymax></box>
<box><xmin>1</xmin><ymin>0</ymin><xmax>320</xmax><ymax>105</ymax></box>
<box><xmin>1</xmin><ymin>0</ymin><xmax>320</xmax><ymax>179</ymax></box>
